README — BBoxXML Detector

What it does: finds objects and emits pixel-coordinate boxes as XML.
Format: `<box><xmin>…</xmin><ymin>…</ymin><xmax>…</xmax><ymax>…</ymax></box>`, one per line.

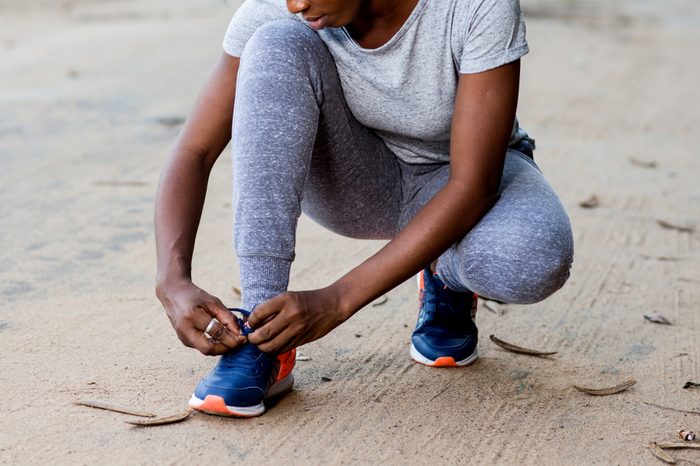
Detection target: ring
<box><xmin>204</xmin><ymin>318</ymin><xmax>220</xmax><ymax>340</ymax></box>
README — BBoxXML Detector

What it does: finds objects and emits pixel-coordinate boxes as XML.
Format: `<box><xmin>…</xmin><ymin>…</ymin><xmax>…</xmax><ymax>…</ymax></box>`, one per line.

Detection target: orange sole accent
<box><xmin>431</xmin><ymin>356</ymin><xmax>458</xmax><ymax>367</ymax></box>
<box><xmin>413</xmin><ymin>356</ymin><xmax>459</xmax><ymax>367</ymax></box>
<box><xmin>194</xmin><ymin>395</ymin><xmax>255</xmax><ymax>418</ymax></box>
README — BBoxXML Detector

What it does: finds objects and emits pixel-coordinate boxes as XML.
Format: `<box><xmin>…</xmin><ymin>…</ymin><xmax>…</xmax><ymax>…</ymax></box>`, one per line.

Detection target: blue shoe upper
<box><xmin>412</xmin><ymin>268</ymin><xmax>478</xmax><ymax>361</ymax></box>
<box><xmin>193</xmin><ymin>309</ymin><xmax>280</xmax><ymax>408</ymax></box>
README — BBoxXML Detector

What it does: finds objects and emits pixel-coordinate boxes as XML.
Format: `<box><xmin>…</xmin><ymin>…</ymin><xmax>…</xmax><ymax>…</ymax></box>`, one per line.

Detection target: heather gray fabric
<box><xmin>233</xmin><ymin>20</ymin><xmax>573</xmax><ymax>309</ymax></box>
<box><xmin>224</xmin><ymin>0</ymin><xmax>532</xmax><ymax>165</ymax></box>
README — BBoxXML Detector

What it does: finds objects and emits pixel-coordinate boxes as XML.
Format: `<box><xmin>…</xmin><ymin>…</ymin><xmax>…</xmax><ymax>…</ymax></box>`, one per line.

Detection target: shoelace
<box><xmin>218</xmin><ymin>317</ymin><xmax>273</xmax><ymax>374</ymax></box>
<box><xmin>420</xmin><ymin>278</ymin><xmax>467</xmax><ymax>326</ymax></box>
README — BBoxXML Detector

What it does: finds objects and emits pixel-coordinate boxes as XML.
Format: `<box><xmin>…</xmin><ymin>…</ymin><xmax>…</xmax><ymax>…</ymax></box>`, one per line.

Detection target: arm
<box><xmin>248</xmin><ymin>60</ymin><xmax>521</xmax><ymax>353</ymax></box>
<box><xmin>155</xmin><ymin>52</ymin><xmax>246</xmax><ymax>355</ymax></box>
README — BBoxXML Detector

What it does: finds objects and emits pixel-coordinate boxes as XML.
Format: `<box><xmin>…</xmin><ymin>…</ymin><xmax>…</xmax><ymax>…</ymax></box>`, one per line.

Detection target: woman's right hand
<box><xmin>156</xmin><ymin>280</ymin><xmax>246</xmax><ymax>355</ymax></box>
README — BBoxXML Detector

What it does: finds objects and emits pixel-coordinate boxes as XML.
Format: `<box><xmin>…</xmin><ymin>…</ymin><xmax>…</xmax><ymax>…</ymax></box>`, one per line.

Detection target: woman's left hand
<box><xmin>246</xmin><ymin>287</ymin><xmax>349</xmax><ymax>354</ymax></box>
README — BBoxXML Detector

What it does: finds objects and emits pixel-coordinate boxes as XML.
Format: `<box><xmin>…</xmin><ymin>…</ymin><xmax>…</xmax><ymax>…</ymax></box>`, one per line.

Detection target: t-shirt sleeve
<box><xmin>223</xmin><ymin>0</ymin><xmax>296</xmax><ymax>57</ymax></box>
<box><xmin>454</xmin><ymin>0</ymin><xmax>529</xmax><ymax>74</ymax></box>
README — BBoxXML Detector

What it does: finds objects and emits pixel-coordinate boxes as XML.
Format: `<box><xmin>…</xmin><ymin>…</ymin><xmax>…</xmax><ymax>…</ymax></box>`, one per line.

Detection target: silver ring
<box><xmin>204</xmin><ymin>318</ymin><xmax>219</xmax><ymax>339</ymax></box>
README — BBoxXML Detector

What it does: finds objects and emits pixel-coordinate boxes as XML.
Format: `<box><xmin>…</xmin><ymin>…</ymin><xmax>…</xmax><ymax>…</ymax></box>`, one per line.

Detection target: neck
<box><xmin>351</xmin><ymin>0</ymin><xmax>417</xmax><ymax>31</ymax></box>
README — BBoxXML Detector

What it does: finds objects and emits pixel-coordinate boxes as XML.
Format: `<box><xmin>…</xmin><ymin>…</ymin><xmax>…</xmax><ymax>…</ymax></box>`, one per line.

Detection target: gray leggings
<box><xmin>232</xmin><ymin>20</ymin><xmax>574</xmax><ymax>309</ymax></box>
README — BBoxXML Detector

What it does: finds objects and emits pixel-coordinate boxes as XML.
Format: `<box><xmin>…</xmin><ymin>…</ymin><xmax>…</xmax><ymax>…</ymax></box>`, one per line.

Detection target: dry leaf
<box><xmin>371</xmin><ymin>295</ymin><xmax>388</xmax><ymax>307</ymax></box>
<box><xmin>678</xmin><ymin>430</ymin><xmax>696</xmax><ymax>441</ymax></box>
<box><xmin>489</xmin><ymin>334</ymin><xmax>557</xmax><ymax>356</ymax></box>
<box><xmin>125</xmin><ymin>409</ymin><xmax>193</xmax><ymax>426</ymax></box>
<box><xmin>579</xmin><ymin>195</ymin><xmax>600</xmax><ymax>209</ymax></box>
<box><xmin>628</xmin><ymin>157</ymin><xmax>658</xmax><ymax>169</ymax></box>
<box><xmin>232</xmin><ymin>286</ymin><xmax>241</xmax><ymax>297</ymax></box>
<box><xmin>657</xmin><ymin>220</ymin><xmax>695</xmax><ymax>234</ymax></box>
<box><xmin>644</xmin><ymin>313</ymin><xmax>672</xmax><ymax>325</ymax></box>
<box><xmin>649</xmin><ymin>442</ymin><xmax>676</xmax><ymax>464</ymax></box>
<box><xmin>483</xmin><ymin>300</ymin><xmax>503</xmax><ymax>315</ymax></box>
<box><xmin>683</xmin><ymin>382</ymin><xmax>700</xmax><ymax>389</ymax></box>
<box><xmin>657</xmin><ymin>442</ymin><xmax>700</xmax><ymax>450</ymax></box>
<box><xmin>573</xmin><ymin>379</ymin><xmax>636</xmax><ymax>396</ymax></box>
<box><xmin>74</xmin><ymin>400</ymin><xmax>156</xmax><ymax>418</ymax></box>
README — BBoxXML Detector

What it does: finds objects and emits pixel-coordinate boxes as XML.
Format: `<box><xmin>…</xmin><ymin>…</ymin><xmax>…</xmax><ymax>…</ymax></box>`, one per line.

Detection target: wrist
<box><xmin>155</xmin><ymin>273</ymin><xmax>193</xmax><ymax>300</ymax></box>
<box><xmin>326</xmin><ymin>279</ymin><xmax>362</xmax><ymax>322</ymax></box>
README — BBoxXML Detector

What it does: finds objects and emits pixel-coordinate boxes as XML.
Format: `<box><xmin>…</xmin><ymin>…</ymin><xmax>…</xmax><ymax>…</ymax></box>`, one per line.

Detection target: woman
<box><xmin>155</xmin><ymin>0</ymin><xmax>574</xmax><ymax>417</ymax></box>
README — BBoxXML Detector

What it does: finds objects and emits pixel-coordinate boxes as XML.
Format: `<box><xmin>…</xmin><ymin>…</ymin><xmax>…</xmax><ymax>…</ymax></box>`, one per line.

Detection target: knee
<box><xmin>242</xmin><ymin>19</ymin><xmax>324</xmax><ymax>64</ymax></box>
<box><xmin>460</xmin><ymin>224</ymin><xmax>574</xmax><ymax>305</ymax></box>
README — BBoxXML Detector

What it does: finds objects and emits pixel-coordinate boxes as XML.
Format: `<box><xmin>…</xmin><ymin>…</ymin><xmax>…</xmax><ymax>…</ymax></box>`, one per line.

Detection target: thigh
<box><xmin>401</xmin><ymin>150</ymin><xmax>573</xmax><ymax>301</ymax></box>
<box><xmin>300</xmin><ymin>64</ymin><xmax>403</xmax><ymax>240</ymax></box>
<box><xmin>446</xmin><ymin>151</ymin><xmax>573</xmax><ymax>301</ymax></box>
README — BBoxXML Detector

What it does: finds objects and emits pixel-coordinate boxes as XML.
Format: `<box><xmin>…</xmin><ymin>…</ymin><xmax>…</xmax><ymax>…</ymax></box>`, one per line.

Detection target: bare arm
<box><xmin>248</xmin><ymin>60</ymin><xmax>521</xmax><ymax>353</ymax></box>
<box><xmin>155</xmin><ymin>52</ymin><xmax>246</xmax><ymax>355</ymax></box>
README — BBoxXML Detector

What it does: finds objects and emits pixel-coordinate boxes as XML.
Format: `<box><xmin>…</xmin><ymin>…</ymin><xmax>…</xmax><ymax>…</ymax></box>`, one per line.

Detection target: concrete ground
<box><xmin>1</xmin><ymin>0</ymin><xmax>699</xmax><ymax>463</ymax></box>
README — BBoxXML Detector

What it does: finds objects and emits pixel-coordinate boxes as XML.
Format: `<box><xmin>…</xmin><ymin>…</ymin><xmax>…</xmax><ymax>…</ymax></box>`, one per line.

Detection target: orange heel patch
<box><xmin>276</xmin><ymin>348</ymin><xmax>296</xmax><ymax>381</ymax></box>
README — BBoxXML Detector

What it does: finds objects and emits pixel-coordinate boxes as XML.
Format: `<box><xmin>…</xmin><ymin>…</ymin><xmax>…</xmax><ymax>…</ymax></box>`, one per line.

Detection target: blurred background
<box><xmin>1</xmin><ymin>0</ymin><xmax>699</xmax><ymax>463</ymax></box>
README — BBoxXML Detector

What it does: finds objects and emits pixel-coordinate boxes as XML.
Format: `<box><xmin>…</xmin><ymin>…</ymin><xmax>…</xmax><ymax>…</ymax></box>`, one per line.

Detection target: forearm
<box><xmin>154</xmin><ymin>148</ymin><xmax>210</xmax><ymax>289</ymax></box>
<box><xmin>332</xmin><ymin>62</ymin><xmax>521</xmax><ymax>319</ymax></box>
<box><xmin>332</xmin><ymin>182</ymin><xmax>498</xmax><ymax>317</ymax></box>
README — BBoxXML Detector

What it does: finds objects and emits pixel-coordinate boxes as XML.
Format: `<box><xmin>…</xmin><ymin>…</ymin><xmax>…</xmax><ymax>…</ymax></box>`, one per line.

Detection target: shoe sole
<box><xmin>188</xmin><ymin>373</ymin><xmax>295</xmax><ymax>418</ymax></box>
<box><xmin>410</xmin><ymin>343</ymin><xmax>478</xmax><ymax>367</ymax></box>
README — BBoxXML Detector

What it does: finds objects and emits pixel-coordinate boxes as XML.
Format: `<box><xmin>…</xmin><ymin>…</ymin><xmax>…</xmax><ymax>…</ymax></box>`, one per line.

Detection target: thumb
<box><xmin>247</xmin><ymin>294</ymin><xmax>285</xmax><ymax>329</ymax></box>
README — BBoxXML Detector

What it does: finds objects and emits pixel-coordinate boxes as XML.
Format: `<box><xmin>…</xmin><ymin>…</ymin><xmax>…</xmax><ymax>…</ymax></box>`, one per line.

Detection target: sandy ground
<box><xmin>1</xmin><ymin>0</ymin><xmax>699</xmax><ymax>464</ymax></box>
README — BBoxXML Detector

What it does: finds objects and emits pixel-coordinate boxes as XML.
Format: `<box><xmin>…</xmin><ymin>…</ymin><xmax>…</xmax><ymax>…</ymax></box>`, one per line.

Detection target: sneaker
<box><xmin>188</xmin><ymin>309</ymin><xmax>296</xmax><ymax>417</ymax></box>
<box><xmin>410</xmin><ymin>267</ymin><xmax>479</xmax><ymax>367</ymax></box>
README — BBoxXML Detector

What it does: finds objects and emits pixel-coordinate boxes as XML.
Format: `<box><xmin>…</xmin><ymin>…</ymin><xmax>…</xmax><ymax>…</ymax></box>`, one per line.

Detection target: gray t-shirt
<box><xmin>223</xmin><ymin>0</ymin><xmax>531</xmax><ymax>164</ymax></box>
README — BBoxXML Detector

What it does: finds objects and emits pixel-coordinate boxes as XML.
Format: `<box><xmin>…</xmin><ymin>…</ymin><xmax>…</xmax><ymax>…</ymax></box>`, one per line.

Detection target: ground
<box><xmin>1</xmin><ymin>0</ymin><xmax>699</xmax><ymax>464</ymax></box>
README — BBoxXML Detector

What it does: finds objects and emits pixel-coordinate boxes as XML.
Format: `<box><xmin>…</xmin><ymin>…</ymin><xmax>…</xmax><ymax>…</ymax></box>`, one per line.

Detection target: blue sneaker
<box><xmin>410</xmin><ymin>268</ymin><xmax>479</xmax><ymax>367</ymax></box>
<box><xmin>188</xmin><ymin>309</ymin><xmax>296</xmax><ymax>417</ymax></box>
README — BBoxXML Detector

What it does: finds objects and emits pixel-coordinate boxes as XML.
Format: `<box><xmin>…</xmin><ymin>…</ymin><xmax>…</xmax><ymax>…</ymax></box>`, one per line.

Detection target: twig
<box><xmin>643</xmin><ymin>401</ymin><xmax>700</xmax><ymax>415</ymax></box>
<box><xmin>74</xmin><ymin>400</ymin><xmax>156</xmax><ymax>418</ymax></box>
<box><xmin>489</xmin><ymin>334</ymin><xmax>557</xmax><ymax>356</ymax></box>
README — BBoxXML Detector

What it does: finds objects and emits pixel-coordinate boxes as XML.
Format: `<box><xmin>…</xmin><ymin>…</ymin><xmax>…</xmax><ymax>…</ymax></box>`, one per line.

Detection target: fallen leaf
<box><xmin>678</xmin><ymin>430</ymin><xmax>696</xmax><ymax>441</ymax></box>
<box><xmin>649</xmin><ymin>442</ymin><xmax>676</xmax><ymax>464</ymax></box>
<box><xmin>683</xmin><ymin>382</ymin><xmax>700</xmax><ymax>389</ymax></box>
<box><xmin>657</xmin><ymin>220</ymin><xmax>695</xmax><ymax>234</ymax></box>
<box><xmin>231</xmin><ymin>286</ymin><xmax>241</xmax><ymax>297</ymax></box>
<box><xmin>628</xmin><ymin>157</ymin><xmax>658</xmax><ymax>169</ymax></box>
<box><xmin>125</xmin><ymin>409</ymin><xmax>193</xmax><ymax>426</ymax></box>
<box><xmin>657</xmin><ymin>442</ymin><xmax>700</xmax><ymax>450</ymax></box>
<box><xmin>573</xmin><ymin>379</ymin><xmax>637</xmax><ymax>396</ymax></box>
<box><xmin>489</xmin><ymin>334</ymin><xmax>557</xmax><ymax>356</ymax></box>
<box><xmin>579</xmin><ymin>195</ymin><xmax>600</xmax><ymax>209</ymax></box>
<box><xmin>371</xmin><ymin>295</ymin><xmax>388</xmax><ymax>307</ymax></box>
<box><xmin>74</xmin><ymin>400</ymin><xmax>156</xmax><ymax>418</ymax></box>
<box><xmin>644</xmin><ymin>313</ymin><xmax>672</xmax><ymax>325</ymax></box>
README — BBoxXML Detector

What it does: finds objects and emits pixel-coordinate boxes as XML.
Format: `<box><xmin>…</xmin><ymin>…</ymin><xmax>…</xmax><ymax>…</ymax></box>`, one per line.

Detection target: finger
<box><xmin>248</xmin><ymin>294</ymin><xmax>285</xmax><ymax>329</ymax></box>
<box><xmin>189</xmin><ymin>307</ymin><xmax>243</xmax><ymax>349</ymax></box>
<box><xmin>256</xmin><ymin>327</ymin><xmax>302</xmax><ymax>354</ymax></box>
<box><xmin>247</xmin><ymin>311</ymin><xmax>290</xmax><ymax>346</ymax></box>
<box><xmin>206</xmin><ymin>299</ymin><xmax>242</xmax><ymax>335</ymax></box>
<box><xmin>206</xmin><ymin>320</ymin><xmax>244</xmax><ymax>349</ymax></box>
<box><xmin>190</xmin><ymin>330</ymin><xmax>232</xmax><ymax>356</ymax></box>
